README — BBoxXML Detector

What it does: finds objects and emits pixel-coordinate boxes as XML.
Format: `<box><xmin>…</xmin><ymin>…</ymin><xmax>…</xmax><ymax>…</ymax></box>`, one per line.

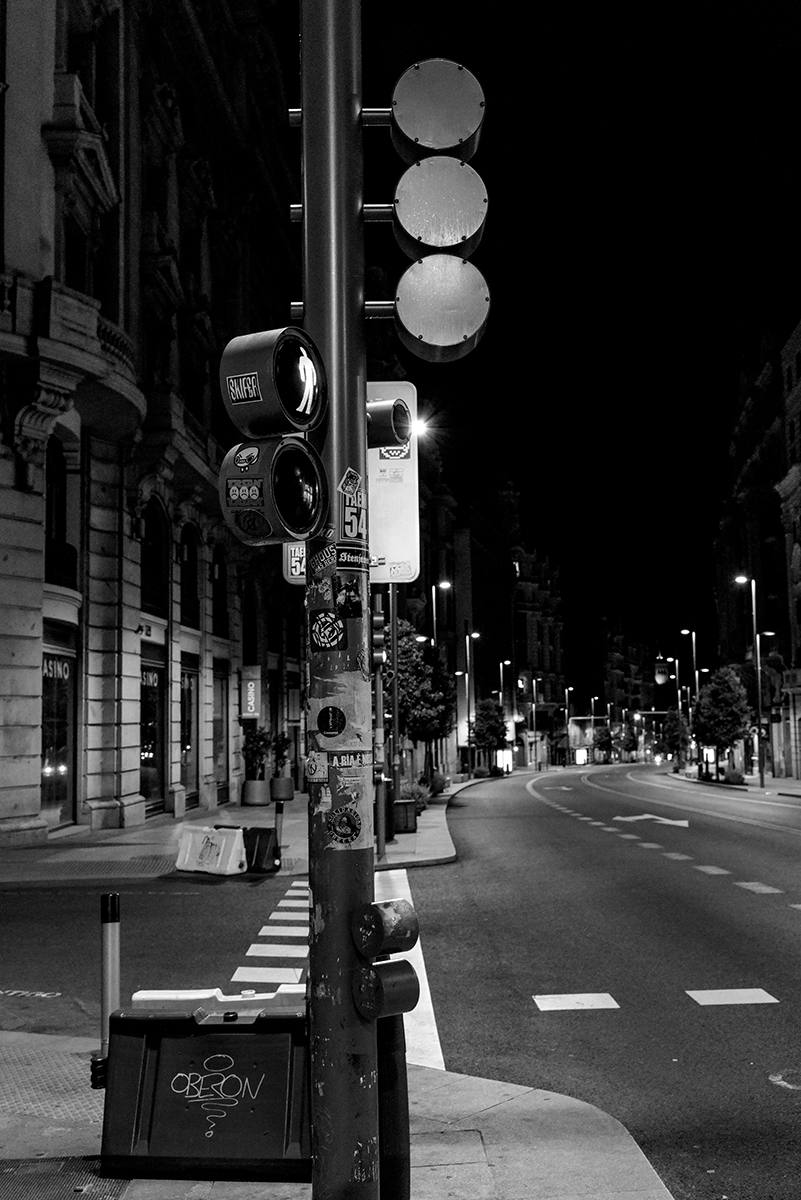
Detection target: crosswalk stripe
<box><xmin>231</xmin><ymin>966</ymin><xmax>303</xmax><ymax>984</ymax></box>
<box><xmin>269</xmin><ymin>910</ymin><xmax>308</xmax><ymax>921</ymax></box>
<box><xmin>693</xmin><ymin>865</ymin><xmax>731</xmax><ymax>875</ymax></box>
<box><xmin>258</xmin><ymin>925</ymin><xmax>309</xmax><ymax>937</ymax></box>
<box><xmin>734</xmin><ymin>881</ymin><xmax>783</xmax><ymax>894</ymax></box>
<box><xmin>278</xmin><ymin>899</ymin><xmax>309</xmax><ymax>907</ymax></box>
<box><xmin>247</xmin><ymin>943</ymin><xmax>308</xmax><ymax>958</ymax></box>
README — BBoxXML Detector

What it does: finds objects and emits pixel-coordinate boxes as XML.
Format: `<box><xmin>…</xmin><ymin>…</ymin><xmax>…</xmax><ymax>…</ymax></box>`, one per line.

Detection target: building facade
<box><xmin>0</xmin><ymin>1</ymin><xmax>300</xmax><ymax>845</ymax></box>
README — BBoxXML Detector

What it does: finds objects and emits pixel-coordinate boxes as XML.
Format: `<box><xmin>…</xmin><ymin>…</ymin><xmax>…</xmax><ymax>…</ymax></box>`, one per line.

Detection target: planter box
<box><xmin>393</xmin><ymin>800</ymin><xmax>417</xmax><ymax>834</ymax></box>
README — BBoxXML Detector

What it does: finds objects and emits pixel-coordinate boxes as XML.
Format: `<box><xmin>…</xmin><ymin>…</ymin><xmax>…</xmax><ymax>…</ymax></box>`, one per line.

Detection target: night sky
<box><xmin>282</xmin><ymin>4</ymin><xmax>801</xmax><ymax>692</ymax></box>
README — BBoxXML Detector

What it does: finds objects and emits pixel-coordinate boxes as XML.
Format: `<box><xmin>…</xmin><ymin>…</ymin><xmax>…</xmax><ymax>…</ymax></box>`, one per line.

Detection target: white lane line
<box><xmin>533</xmin><ymin>993</ymin><xmax>619</xmax><ymax>1011</ymax></box>
<box><xmin>618</xmin><ymin>834</ymin><xmax>640</xmax><ymax>840</ymax></box>
<box><xmin>638</xmin><ymin>842</ymin><xmax>663</xmax><ymax>850</ymax></box>
<box><xmin>247</xmin><ymin>943</ymin><xmax>308</xmax><ymax>957</ymax></box>
<box><xmin>687</xmin><ymin>988</ymin><xmax>779</xmax><ymax>1006</ymax></box>
<box><xmin>578</xmin><ymin>816</ymin><xmax>594</xmax><ymax>821</ymax></box>
<box><xmin>589</xmin><ymin>821</ymin><xmax>605</xmax><ymax>826</ymax></box>
<box><xmin>231</xmin><ymin>966</ymin><xmax>303</xmax><ymax>984</ymax></box>
<box><xmin>693</xmin><ymin>865</ymin><xmax>731</xmax><ymax>875</ymax></box>
<box><xmin>269</xmin><ymin>910</ymin><xmax>308</xmax><ymax>921</ymax></box>
<box><xmin>789</xmin><ymin>904</ymin><xmax>801</xmax><ymax>910</ymax></box>
<box><xmin>257</xmin><ymin>925</ymin><xmax>309</xmax><ymax>937</ymax></box>
<box><xmin>734</xmin><ymin>881</ymin><xmax>784</xmax><ymax>894</ymax></box>
<box><xmin>599</xmin><ymin>826</ymin><xmax>619</xmax><ymax>832</ymax></box>
<box><xmin>663</xmin><ymin>852</ymin><xmax>694</xmax><ymax>860</ymax></box>
<box><xmin>375</xmin><ymin>868</ymin><xmax>444</xmax><ymax>1071</ymax></box>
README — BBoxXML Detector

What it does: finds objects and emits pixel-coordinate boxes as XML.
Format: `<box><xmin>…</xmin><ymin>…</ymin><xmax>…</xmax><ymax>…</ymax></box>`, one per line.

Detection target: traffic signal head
<box><xmin>220</xmin><ymin>326</ymin><xmax>326</xmax><ymax>439</ymax></box>
<box><xmin>366</xmin><ymin>394</ymin><xmax>412</xmax><ymax>448</ymax></box>
<box><xmin>219</xmin><ymin>435</ymin><xmax>328</xmax><ymax>546</ymax></box>
<box><xmin>390</xmin><ymin>58</ymin><xmax>485</xmax><ymax>164</ymax></box>
<box><xmin>371</xmin><ymin>610</ymin><xmax>386</xmax><ymax>668</ymax></box>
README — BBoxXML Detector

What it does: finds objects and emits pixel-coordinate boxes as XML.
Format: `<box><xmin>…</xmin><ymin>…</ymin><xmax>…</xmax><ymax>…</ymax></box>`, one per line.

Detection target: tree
<box><xmin>472</xmin><ymin>698</ymin><xmax>507</xmax><ymax>767</ymax></box>
<box><xmin>693</xmin><ymin>666</ymin><xmax>752</xmax><ymax>780</ymax></box>
<box><xmin>389</xmin><ymin>619</ymin><xmax>455</xmax><ymax>779</ymax></box>
<box><xmin>593</xmin><ymin>723</ymin><xmax>613</xmax><ymax>762</ymax></box>
<box><xmin>658</xmin><ymin>707</ymin><xmax>690</xmax><ymax>771</ymax></box>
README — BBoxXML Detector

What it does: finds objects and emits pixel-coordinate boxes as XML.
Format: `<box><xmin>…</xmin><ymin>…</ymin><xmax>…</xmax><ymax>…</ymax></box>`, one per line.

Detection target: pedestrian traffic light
<box><xmin>389</xmin><ymin>59</ymin><xmax>490</xmax><ymax>362</ymax></box>
<box><xmin>350</xmin><ymin>898</ymin><xmax>420</xmax><ymax>1021</ymax></box>
<box><xmin>371</xmin><ymin>610</ymin><xmax>386</xmax><ymax>668</ymax></box>
<box><xmin>218</xmin><ymin>327</ymin><xmax>328</xmax><ymax>545</ymax></box>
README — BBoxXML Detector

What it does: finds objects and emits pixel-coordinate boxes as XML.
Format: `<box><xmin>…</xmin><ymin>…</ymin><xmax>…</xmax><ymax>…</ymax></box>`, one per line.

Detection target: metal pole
<box><xmin>465</xmin><ymin>625</ymin><xmax>473</xmax><ymax>778</ymax></box>
<box><xmin>431</xmin><ymin>583</ymin><xmax>437</xmax><ymax>648</ymax></box>
<box><xmin>301</xmin><ymin>4</ymin><xmax>380</xmax><ymax>1195</ymax></box>
<box><xmin>753</xmin><ymin>579</ymin><xmax>764</xmax><ymax>788</ymax></box>
<box><xmin>100</xmin><ymin>892</ymin><xmax>120</xmax><ymax>1059</ymax></box>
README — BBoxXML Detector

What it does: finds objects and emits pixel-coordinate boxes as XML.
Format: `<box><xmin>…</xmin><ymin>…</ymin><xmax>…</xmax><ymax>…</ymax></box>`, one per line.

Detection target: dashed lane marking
<box><xmin>618</xmin><ymin>833</ymin><xmax>640</xmax><ymax>840</ymax></box>
<box><xmin>734</xmin><ymin>881</ymin><xmax>784</xmax><ymax>894</ymax></box>
<box><xmin>693</xmin><ymin>865</ymin><xmax>731</xmax><ymax>875</ymax></box>
<box><xmin>534</xmin><ymin>993</ymin><xmax>620</xmax><ymax>1011</ymax></box>
<box><xmin>687</xmin><ymin>988</ymin><xmax>779</xmax><ymax>1005</ymax></box>
<box><xmin>637</xmin><ymin>842</ymin><xmax>664</xmax><ymax>850</ymax></box>
<box><xmin>663</xmin><ymin>852</ymin><xmax>694</xmax><ymax>860</ymax></box>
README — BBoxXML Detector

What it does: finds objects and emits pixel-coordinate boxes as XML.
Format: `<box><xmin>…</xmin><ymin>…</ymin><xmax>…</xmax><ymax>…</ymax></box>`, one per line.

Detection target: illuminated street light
<box><xmin>680</xmin><ymin>628</ymin><xmax>700</xmax><ymax>698</ymax></box>
<box><xmin>734</xmin><ymin>574</ymin><xmax>764</xmax><ymax>788</ymax></box>
<box><xmin>465</xmin><ymin>625</ymin><xmax>480</xmax><ymax>778</ymax></box>
<box><xmin>591</xmin><ymin>696</ymin><xmax>598</xmax><ymax>761</ymax></box>
<box><xmin>430</xmin><ymin>578</ymin><xmax>451</xmax><ymax>648</ymax></box>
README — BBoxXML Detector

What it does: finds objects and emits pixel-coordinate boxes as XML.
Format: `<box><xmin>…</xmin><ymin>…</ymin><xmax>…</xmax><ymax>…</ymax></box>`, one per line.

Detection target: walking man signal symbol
<box><xmin>297</xmin><ymin>346</ymin><xmax>316</xmax><ymax>416</ymax></box>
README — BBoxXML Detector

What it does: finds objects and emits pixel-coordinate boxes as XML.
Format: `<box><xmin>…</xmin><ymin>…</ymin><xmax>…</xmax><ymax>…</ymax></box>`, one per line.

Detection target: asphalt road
<box><xmin>407</xmin><ymin>765</ymin><xmax>801</xmax><ymax>1200</ymax></box>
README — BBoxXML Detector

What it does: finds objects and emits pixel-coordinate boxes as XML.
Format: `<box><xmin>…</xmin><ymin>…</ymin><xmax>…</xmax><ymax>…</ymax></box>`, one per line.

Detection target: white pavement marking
<box><xmin>278</xmin><ymin>899</ymin><xmax>309</xmax><ymax>908</ymax></box>
<box><xmin>618</xmin><ymin>834</ymin><xmax>640</xmax><ymax>840</ymax></box>
<box><xmin>589</xmin><ymin>821</ymin><xmax>605</xmax><ymax>826</ymax></box>
<box><xmin>614</xmin><ymin>814</ymin><xmax>689</xmax><ymax>827</ymax></box>
<box><xmin>247</xmin><ymin>943</ymin><xmax>308</xmax><ymax>957</ymax></box>
<box><xmin>638</xmin><ymin>842</ymin><xmax>663</xmax><ymax>850</ymax></box>
<box><xmin>663</xmin><ymin>852</ymin><xmax>694</xmax><ymax>861</ymax></box>
<box><xmin>686</xmin><ymin>988</ymin><xmax>779</xmax><ymax>1006</ymax></box>
<box><xmin>374</xmin><ymin>868</ymin><xmax>445</xmax><ymax>1071</ymax></box>
<box><xmin>599</xmin><ymin>826</ymin><xmax>619</xmax><ymax>832</ymax></box>
<box><xmin>231</xmin><ymin>966</ymin><xmax>303</xmax><ymax>984</ymax></box>
<box><xmin>533</xmin><ymin>993</ymin><xmax>620</xmax><ymax>1011</ymax></box>
<box><xmin>269</xmin><ymin>910</ymin><xmax>308</xmax><ymax>921</ymax></box>
<box><xmin>258</xmin><ymin>925</ymin><xmax>309</xmax><ymax>937</ymax></box>
<box><xmin>578</xmin><ymin>816</ymin><xmax>594</xmax><ymax>821</ymax></box>
<box><xmin>693</xmin><ymin>865</ymin><xmax>731</xmax><ymax>875</ymax></box>
<box><xmin>734</xmin><ymin>881</ymin><xmax>784</xmax><ymax>894</ymax></box>
<box><xmin>789</xmin><ymin>904</ymin><xmax>801</xmax><ymax>910</ymax></box>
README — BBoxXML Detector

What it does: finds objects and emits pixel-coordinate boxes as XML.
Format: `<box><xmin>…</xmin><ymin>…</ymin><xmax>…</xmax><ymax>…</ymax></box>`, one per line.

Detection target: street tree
<box><xmin>692</xmin><ymin>666</ymin><xmax>752</xmax><ymax>780</ymax></box>
<box><xmin>593</xmin><ymin>723</ymin><xmax>613</xmax><ymax>762</ymax></box>
<box><xmin>473</xmin><ymin>698</ymin><xmax>507</xmax><ymax>770</ymax></box>
<box><xmin>391</xmin><ymin>619</ymin><xmax>455</xmax><ymax>780</ymax></box>
<box><xmin>658</xmin><ymin>707</ymin><xmax>690</xmax><ymax>771</ymax></box>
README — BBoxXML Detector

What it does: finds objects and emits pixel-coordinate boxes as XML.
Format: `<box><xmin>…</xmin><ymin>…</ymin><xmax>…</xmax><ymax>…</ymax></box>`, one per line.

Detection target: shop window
<box><xmin>141</xmin><ymin>497</ymin><xmax>169</xmax><ymax>618</ymax></box>
<box><xmin>41</xmin><ymin>649</ymin><xmax>76</xmax><ymax>828</ymax></box>
<box><xmin>180</xmin><ymin>659</ymin><xmax>199</xmax><ymax>808</ymax></box>
<box><xmin>211</xmin><ymin>546</ymin><xmax>229</xmax><ymax>638</ymax></box>
<box><xmin>140</xmin><ymin>656</ymin><xmax>166</xmax><ymax>815</ymax></box>
<box><xmin>180</xmin><ymin>524</ymin><xmax>200</xmax><ymax>628</ymax></box>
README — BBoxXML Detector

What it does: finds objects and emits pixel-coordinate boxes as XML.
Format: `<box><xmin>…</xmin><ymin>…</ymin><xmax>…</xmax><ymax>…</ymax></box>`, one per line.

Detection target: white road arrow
<box><xmin>613</xmin><ymin>813</ymin><xmax>689</xmax><ymax>827</ymax></box>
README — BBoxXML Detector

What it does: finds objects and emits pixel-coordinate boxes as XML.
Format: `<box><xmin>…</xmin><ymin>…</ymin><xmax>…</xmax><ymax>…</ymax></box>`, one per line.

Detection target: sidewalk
<box><xmin>0</xmin><ymin>778</ymin><xmax>673</xmax><ymax>1199</ymax></box>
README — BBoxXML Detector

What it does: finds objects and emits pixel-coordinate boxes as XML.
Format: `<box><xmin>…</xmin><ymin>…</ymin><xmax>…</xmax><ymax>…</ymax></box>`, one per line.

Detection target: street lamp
<box><xmin>680</xmin><ymin>628</ymin><xmax>699</xmax><ymax>698</ymax></box>
<box><xmin>498</xmin><ymin>659</ymin><xmax>511</xmax><ymax>711</ymax></box>
<box><xmin>431</xmin><ymin>579</ymin><xmax>451</xmax><ymax>648</ymax></box>
<box><xmin>734</xmin><ymin>574</ymin><xmax>763</xmax><ymax>788</ymax></box>
<box><xmin>564</xmin><ymin>685</ymin><xmax>573</xmax><ymax>766</ymax></box>
<box><xmin>464</xmin><ymin>626</ymin><xmax>480</xmax><ymax>777</ymax></box>
<box><xmin>590</xmin><ymin>696</ymin><xmax>598</xmax><ymax>762</ymax></box>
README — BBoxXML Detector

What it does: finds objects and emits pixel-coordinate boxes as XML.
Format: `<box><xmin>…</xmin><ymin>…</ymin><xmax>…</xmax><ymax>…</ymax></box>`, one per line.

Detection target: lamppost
<box><xmin>680</xmin><ymin>628</ymin><xmax>699</xmax><ymax>698</ymax></box>
<box><xmin>564</xmin><ymin>685</ymin><xmax>573</xmax><ymax>766</ymax></box>
<box><xmin>464</xmin><ymin>625</ymin><xmax>480</xmax><ymax>777</ymax></box>
<box><xmin>431</xmin><ymin>579</ymin><xmax>451</xmax><ymax>649</ymax></box>
<box><xmin>590</xmin><ymin>695</ymin><xmax>598</xmax><ymax>759</ymax></box>
<box><xmin>734</xmin><ymin>574</ymin><xmax>763</xmax><ymax>787</ymax></box>
<box><xmin>498</xmin><ymin>659</ymin><xmax>511</xmax><ymax>711</ymax></box>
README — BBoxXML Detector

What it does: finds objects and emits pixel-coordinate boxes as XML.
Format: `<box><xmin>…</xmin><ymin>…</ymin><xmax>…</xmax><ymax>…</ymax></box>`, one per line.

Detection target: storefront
<box><xmin>41</xmin><ymin>634</ymin><xmax>77</xmax><ymax>829</ymax></box>
<box><xmin>140</xmin><ymin>645</ymin><xmax>167</xmax><ymax>816</ymax></box>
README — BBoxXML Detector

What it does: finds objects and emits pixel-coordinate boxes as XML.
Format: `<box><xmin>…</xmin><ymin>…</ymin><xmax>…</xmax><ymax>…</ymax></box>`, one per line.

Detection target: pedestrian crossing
<box><xmin>227</xmin><ymin>871</ymin><xmax>445</xmax><ymax>1070</ymax></box>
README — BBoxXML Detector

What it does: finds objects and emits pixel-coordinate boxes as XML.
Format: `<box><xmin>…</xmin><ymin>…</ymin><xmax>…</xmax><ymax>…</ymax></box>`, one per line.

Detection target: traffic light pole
<box><xmin>300</xmin><ymin>3</ymin><xmax>379</xmax><ymax>1196</ymax></box>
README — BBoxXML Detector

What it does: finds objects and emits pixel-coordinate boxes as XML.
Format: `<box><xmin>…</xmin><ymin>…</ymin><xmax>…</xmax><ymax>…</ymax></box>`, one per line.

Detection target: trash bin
<box><xmin>101</xmin><ymin>1006</ymin><xmax>311</xmax><ymax>1180</ymax></box>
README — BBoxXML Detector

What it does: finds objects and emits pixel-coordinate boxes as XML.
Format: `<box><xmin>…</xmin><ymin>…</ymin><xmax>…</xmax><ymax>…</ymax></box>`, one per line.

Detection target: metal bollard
<box><xmin>99</xmin><ymin>892</ymin><xmax>120</xmax><ymax>1057</ymax></box>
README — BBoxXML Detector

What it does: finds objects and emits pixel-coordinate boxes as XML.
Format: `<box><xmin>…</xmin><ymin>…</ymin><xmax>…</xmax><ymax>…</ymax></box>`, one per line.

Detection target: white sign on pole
<box><xmin>282</xmin><ymin>382</ymin><xmax>421</xmax><ymax>586</ymax></box>
<box><xmin>367</xmin><ymin>381</ymin><xmax>420</xmax><ymax>584</ymax></box>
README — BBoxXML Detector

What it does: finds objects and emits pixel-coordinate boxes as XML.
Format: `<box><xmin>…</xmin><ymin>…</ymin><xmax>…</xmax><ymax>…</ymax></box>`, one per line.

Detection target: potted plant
<box><xmin>241</xmin><ymin>724</ymin><xmax>271</xmax><ymax>806</ymax></box>
<box><xmin>269</xmin><ymin>731</ymin><xmax>294</xmax><ymax>802</ymax></box>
